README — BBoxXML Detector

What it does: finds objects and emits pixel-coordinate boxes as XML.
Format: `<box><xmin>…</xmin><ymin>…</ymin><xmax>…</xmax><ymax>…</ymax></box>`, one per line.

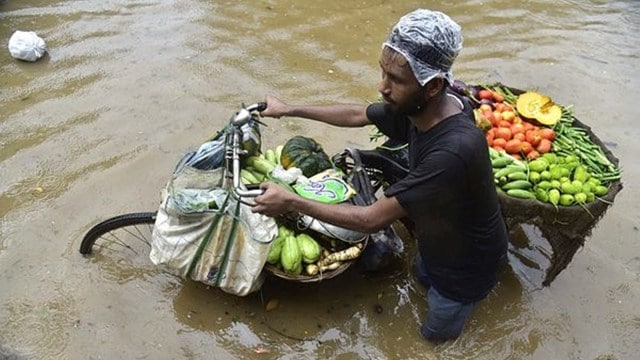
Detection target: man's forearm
<box><xmin>289</xmin><ymin>195</ymin><xmax>379</xmax><ymax>233</ymax></box>
<box><xmin>287</xmin><ymin>104</ymin><xmax>370</xmax><ymax>127</ymax></box>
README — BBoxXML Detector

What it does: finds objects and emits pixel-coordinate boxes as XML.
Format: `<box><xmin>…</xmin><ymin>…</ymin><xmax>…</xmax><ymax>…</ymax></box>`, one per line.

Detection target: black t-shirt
<box><xmin>366</xmin><ymin>96</ymin><xmax>508</xmax><ymax>303</ymax></box>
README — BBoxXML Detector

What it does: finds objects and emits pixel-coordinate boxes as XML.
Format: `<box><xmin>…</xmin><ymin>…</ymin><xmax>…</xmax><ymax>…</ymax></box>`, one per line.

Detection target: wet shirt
<box><xmin>366</xmin><ymin>98</ymin><xmax>508</xmax><ymax>303</ymax></box>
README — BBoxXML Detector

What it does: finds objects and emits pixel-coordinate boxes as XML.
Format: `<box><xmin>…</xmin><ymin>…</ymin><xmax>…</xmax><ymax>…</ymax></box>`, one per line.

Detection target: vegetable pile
<box><xmin>266</xmin><ymin>223</ymin><xmax>363</xmax><ymax>276</ymax></box>
<box><xmin>453</xmin><ymin>82</ymin><xmax>622</xmax><ymax>210</ymax></box>
<box><xmin>240</xmin><ymin>135</ymin><xmax>366</xmax><ymax>279</ymax></box>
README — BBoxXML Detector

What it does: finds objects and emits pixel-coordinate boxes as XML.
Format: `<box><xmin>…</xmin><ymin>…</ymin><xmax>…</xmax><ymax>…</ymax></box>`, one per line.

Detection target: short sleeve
<box><xmin>366</xmin><ymin>103</ymin><xmax>410</xmax><ymax>143</ymax></box>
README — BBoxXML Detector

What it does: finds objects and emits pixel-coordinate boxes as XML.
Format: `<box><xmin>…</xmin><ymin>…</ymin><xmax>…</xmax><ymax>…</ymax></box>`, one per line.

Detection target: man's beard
<box><xmin>383</xmin><ymin>88</ymin><xmax>428</xmax><ymax>117</ymax></box>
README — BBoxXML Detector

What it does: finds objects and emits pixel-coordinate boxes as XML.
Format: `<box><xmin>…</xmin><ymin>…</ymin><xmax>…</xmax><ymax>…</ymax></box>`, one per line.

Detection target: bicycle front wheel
<box><xmin>80</xmin><ymin>212</ymin><xmax>157</xmax><ymax>257</ymax></box>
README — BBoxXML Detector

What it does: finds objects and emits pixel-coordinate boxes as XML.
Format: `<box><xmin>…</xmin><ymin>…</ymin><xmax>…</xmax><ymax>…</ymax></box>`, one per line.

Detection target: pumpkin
<box><xmin>536</xmin><ymin>100</ymin><xmax>562</xmax><ymax>126</ymax></box>
<box><xmin>516</xmin><ymin>91</ymin><xmax>562</xmax><ymax>126</ymax></box>
<box><xmin>280</xmin><ymin>135</ymin><xmax>333</xmax><ymax>177</ymax></box>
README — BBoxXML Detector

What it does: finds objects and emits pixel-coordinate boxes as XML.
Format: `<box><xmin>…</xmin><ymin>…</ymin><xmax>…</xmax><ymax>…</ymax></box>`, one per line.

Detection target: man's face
<box><xmin>377</xmin><ymin>47</ymin><xmax>426</xmax><ymax>116</ymax></box>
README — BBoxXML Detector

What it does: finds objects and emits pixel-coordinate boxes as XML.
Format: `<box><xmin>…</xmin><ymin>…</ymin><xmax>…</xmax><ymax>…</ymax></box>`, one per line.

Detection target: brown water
<box><xmin>1</xmin><ymin>1</ymin><xmax>639</xmax><ymax>359</ymax></box>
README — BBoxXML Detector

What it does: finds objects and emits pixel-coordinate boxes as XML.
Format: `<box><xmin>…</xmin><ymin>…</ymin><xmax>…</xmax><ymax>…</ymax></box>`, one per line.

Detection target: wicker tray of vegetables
<box><xmin>452</xmin><ymin>82</ymin><xmax>623</xmax><ymax>285</ymax></box>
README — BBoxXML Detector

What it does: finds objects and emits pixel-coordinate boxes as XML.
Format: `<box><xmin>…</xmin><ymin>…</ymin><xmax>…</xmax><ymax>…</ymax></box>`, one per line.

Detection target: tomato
<box><xmin>499</xmin><ymin>120</ymin><xmax>512</xmax><ymax>128</ymax></box>
<box><xmin>486</xmin><ymin>131</ymin><xmax>495</xmax><ymax>146</ymax></box>
<box><xmin>526</xmin><ymin>150</ymin><xmax>540</xmax><ymax>160</ymax></box>
<box><xmin>537</xmin><ymin>138</ymin><xmax>553</xmax><ymax>153</ymax></box>
<box><xmin>492</xmin><ymin>138</ymin><xmax>507</xmax><ymax>148</ymax></box>
<box><xmin>522</xmin><ymin>121</ymin><xmax>534</xmax><ymax>131</ymax></box>
<box><xmin>539</xmin><ymin>128</ymin><xmax>556</xmax><ymax>141</ymax></box>
<box><xmin>513</xmin><ymin>132</ymin><xmax>526</xmax><ymax>141</ymax></box>
<box><xmin>504</xmin><ymin>139</ymin><xmax>522</xmax><ymax>154</ymax></box>
<box><xmin>502</xmin><ymin>103</ymin><xmax>514</xmax><ymax>111</ymax></box>
<box><xmin>510</xmin><ymin>123</ymin><xmax>525</xmax><ymax>135</ymax></box>
<box><xmin>494</xmin><ymin>103</ymin><xmax>505</xmax><ymax>113</ymax></box>
<box><xmin>492</xmin><ymin>145</ymin><xmax>505</xmax><ymax>152</ymax></box>
<box><xmin>479</xmin><ymin>104</ymin><xmax>492</xmax><ymax>112</ymax></box>
<box><xmin>501</xmin><ymin>111</ymin><xmax>516</xmax><ymax>122</ymax></box>
<box><xmin>478</xmin><ymin>89</ymin><xmax>494</xmax><ymax>100</ymax></box>
<box><xmin>525</xmin><ymin>130</ymin><xmax>542</xmax><ymax>147</ymax></box>
<box><xmin>495</xmin><ymin>127</ymin><xmax>512</xmax><ymax>141</ymax></box>
<box><xmin>492</xmin><ymin>92</ymin><xmax>505</xmax><ymax>103</ymax></box>
<box><xmin>511</xmin><ymin>153</ymin><xmax>522</xmax><ymax>160</ymax></box>
<box><xmin>493</xmin><ymin>111</ymin><xmax>503</xmax><ymax>123</ymax></box>
<box><xmin>519</xmin><ymin>141</ymin><xmax>533</xmax><ymax>154</ymax></box>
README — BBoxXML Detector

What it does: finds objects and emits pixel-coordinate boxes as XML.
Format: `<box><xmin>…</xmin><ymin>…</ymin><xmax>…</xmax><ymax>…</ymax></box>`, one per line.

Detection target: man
<box><xmin>251</xmin><ymin>9</ymin><xmax>508</xmax><ymax>342</ymax></box>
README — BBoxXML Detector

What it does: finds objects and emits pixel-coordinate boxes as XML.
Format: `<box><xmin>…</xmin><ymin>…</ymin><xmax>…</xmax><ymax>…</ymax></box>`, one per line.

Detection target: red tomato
<box><xmin>494</xmin><ymin>103</ymin><xmax>505</xmax><ymax>113</ymax></box>
<box><xmin>525</xmin><ymin>130</ymin><xmax>542</xmax><ymax>147</ymax></box>
<box><xmin>519</xmin><ymin>141</ymin><xmax>533</xmax><ymax>154</ymax></box>
<box><xmin>526</xmin><ymin>150</ymin><xmax>540</xmax><ymax>160</ymax></box>
<box><xmin>510</xmin><ymin>123</ymin><xmax>526</xmax><ymax>135</ymax></box>
<box><xmin>539</xmin><ymin>128</ymin><xmax>556</xmax><ymax>141</ymax></box>
<box><xmin>504</xmin><ymin>139</ymin><xmax>522</xmax><ymax>154</ymax></box>
<box><xmin>537</xmin><ymin>138</ymin><xmax>553</xmax><ymax>153</ymax></box>
<box><xmin>495</xmin><ymin>127</ymin><xmax>512</xmax><ymax>141</ymax></box>
<box><xmin>513</xmin><ymin>132</ymin><xmax>526</xmax><ymax>141</ymax></box>
<box><xmin>499</xmin><ymin>120</ymin><xmax>512</xmax><ymax>128</ymax></box>
<box><xmin>478</xmin><ymin>89</ymin><xmax>494</xmax><ymax>100</ymax></box>
<box><xmin>492</xmin><ymin>92</ymin><xmax>505</xmax><ymax>103</ymax></box>
<box><xmin>492</xmin><ymin>138</ymin><xmax>507</xmax><ymax>148</ymax></box>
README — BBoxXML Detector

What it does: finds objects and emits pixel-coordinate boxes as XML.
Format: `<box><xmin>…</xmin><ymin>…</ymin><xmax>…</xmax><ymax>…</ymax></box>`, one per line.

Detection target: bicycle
<box><xmin>79</xmin><ymin>102</ymin><xmax>407</xmax><ymax>271</ymax></box>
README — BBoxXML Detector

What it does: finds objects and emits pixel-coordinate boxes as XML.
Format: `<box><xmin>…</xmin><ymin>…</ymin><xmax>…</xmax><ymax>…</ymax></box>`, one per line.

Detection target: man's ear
<box><xmin>425</xmin><ymin>78</ymin><xmax>446</xmax><ymax>98</ymax></box>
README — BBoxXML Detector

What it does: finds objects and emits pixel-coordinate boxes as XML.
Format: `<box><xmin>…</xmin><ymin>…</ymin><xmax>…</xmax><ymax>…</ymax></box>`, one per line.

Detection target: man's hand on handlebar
<box><xmin>259</xmin><ymin>95</ymin><xmax>290</xmax><ymax>119</ymax></box>
<box><xmin>251</xmin><ymin>182</ymin><xmax>296</xmax><ymax>218</ymax></box>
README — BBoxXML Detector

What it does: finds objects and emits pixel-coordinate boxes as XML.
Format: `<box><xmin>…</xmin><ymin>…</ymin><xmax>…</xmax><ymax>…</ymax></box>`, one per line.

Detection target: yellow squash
<box><xmin>516</xmin><ymin>91</ymin><xmax>562</xmax><ymax>125</ymax></box>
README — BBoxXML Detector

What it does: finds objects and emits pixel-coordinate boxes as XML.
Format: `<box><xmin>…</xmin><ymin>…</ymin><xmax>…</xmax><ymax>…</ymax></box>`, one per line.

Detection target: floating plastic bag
<box><xmin>8</xmin><ymin>31</ymin><xmax>47</xmax><ymax>62</ymax></box>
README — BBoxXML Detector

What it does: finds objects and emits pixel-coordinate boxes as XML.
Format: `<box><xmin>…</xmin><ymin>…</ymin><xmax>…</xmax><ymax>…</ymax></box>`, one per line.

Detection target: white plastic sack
<box><xmin>8</xmin><ymin>31</ymin><xmax>47</xmax><ymax>62</ymax></box>
<box><xmin>149</xmin><ymin>164</ymin><xmax>278</xmax><ymax>296</ymax></box>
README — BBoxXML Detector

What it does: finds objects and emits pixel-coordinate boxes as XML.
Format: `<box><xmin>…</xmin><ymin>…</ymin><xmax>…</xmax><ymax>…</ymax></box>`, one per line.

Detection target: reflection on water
<box><xmin>1</xmin><ymin>0</ymin><xmax>639</xmax><ymax>359</ymax></box>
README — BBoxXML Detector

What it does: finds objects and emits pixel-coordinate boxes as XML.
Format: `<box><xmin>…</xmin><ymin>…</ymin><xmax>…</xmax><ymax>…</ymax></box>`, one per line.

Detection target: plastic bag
<box><xmin>8</xmin><ymin>31</ymin><xmax>47</xmax><ymax>62</ymax></box>
<box><xmin>293</xmin><ymin>169</ymin><xmax>356</xmax><ymax>204</ymax></box>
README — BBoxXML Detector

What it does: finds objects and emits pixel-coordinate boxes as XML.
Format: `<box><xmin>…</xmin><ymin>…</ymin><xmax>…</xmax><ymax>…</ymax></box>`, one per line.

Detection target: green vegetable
<box><xmin>494</xmin><ymin>165</ymin><xmax>526</xmax><ymax>179</ymax></box>
<box><xmin>535</xmin><ymin>188</ymin><xmax>549</xmax><ymax>202</ymax></box>
<box><xmin>267</xmin><ymin>235</ymin><xmax>285</xmax><ymax>264</ymax></box>
<box><xmin>502</xmin><ymin>180</ymin><xmax>532</xmax><ymax>190</ymax></box>
<box><xmin>280</xmin><ymin>136</ymin><xmax>333</xmax><ymax>177</ymax></box>
<box><xmin>506</xmin><ymin>189</ymin><xmax>536</xmax><ymax>200</ymax></box>
<box><xmin>491</xmin><ymin>157</ymin><xmax>513</xmax><ymax>168</ymax></box>
<box><xmin>280</xmin><ymin>234</ymin><xmax>302</xmax><ymax>274</ymax></box>
<box><xmin>296</xmin><ymin>233</ymin><xmax>321</xmax><ymax>264</ymax></box>
<box><xmin>559</xmin><ymin>194</ymin><xmax>575</xmax><ymax>206</ymax></box>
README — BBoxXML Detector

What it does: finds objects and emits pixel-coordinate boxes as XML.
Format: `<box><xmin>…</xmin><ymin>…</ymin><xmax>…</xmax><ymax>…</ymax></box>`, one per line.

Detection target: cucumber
<box><xmin>502</xmin><ymin>180</ymin><xmax>532</xmax><ymax>190</ymax></box>
<box><xmin>240</xmin><ymin>169</ymin><xmax>260</xmax><ymax>184</ymax></box>
<box><xmin>506</xmin><ymin>189</ymin><xmax>536</xmax><ymax>200</ymax></box>
<box><xmin>265</xmin><ymin>149</ymin><xmax>277</xmax><ymax>164</ymax></box>
<box><xmin>491</xmin><ymin>157</ymin><xmax>513</xmax><ymax>168</ymax></box>
<box><xmin>494</xmin><ymin>165</ymin><xmax>527</xmax><ymax>179</ymax></box>
<box><xmin>507</xmin><ymin>172</ymin><xmax>528</xmax><ymax>181</ymax></box>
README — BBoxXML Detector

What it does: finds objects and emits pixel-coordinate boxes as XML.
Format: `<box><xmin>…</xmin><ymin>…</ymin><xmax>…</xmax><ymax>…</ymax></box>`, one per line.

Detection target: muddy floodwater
<box><xmin>1</xmin><ymin>1</ymin><xmax>639</xmax><ymax>359</ymax></box>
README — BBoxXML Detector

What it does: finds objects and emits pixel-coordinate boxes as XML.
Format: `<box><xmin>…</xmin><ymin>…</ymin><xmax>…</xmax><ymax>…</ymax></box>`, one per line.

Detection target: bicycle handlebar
<box><xmin>230</xmin><ymin>102</ymin><xmax>268</xmax><ymax>202</ymax></box>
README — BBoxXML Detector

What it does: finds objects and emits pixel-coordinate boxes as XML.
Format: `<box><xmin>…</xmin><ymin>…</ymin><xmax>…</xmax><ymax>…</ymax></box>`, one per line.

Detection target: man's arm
<box><xmin>251</xmin><ymin>182</ymin><xmax>407</xmax><ymax>233</ymax></box>
<box><xmin>260</xmin><ymin>95</ymin><xmax>371</xmax><ymax>128</ymax></box>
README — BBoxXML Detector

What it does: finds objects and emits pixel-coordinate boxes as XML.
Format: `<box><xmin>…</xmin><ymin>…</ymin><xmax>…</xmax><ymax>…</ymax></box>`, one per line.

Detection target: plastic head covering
<box><xmin>383</xmin><ymin>9</ymin><xmax>463</xmax><ymax>86</ymax></box>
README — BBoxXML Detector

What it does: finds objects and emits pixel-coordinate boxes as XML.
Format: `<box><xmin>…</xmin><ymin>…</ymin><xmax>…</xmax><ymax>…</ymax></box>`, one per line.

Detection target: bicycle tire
<box><xmin>80</xmin><ymin>212</ymin><xmax>157</xmax><ymax>255</ymax></box>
